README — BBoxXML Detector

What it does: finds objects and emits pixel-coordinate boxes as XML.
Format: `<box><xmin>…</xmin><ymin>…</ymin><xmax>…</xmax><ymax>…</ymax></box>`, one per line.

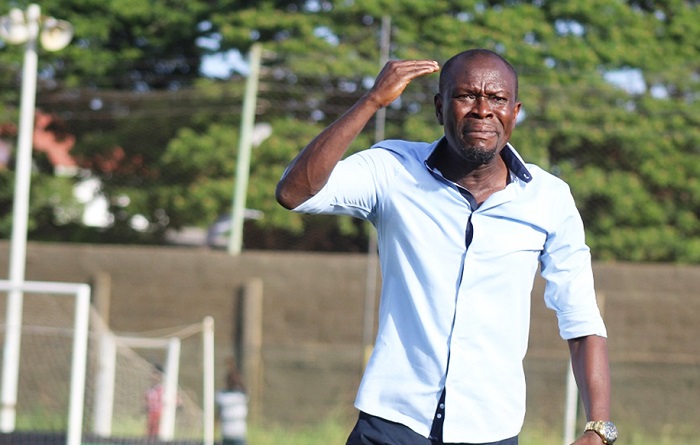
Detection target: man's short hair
<box><xmin>439</xmin><ymin>49</ymin><xmax>519</xmax><ymax>99</ymax></box>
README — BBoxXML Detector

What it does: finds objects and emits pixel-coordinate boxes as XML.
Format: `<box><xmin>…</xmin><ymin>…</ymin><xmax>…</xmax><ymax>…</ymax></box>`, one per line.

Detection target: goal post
<box><xmin>90</xmin><ymin>315</ymin><xmax>216</xmax><ymax>445</ymax></box>
<box><xmin>93</xmin><ymin>334</ymin><xmax>181</xmax><ymax>441</ymax></box>
<box><xmin>0</xmin><ymin>280</ymin><xmax>215</xmax><ymax>445</ymax></box>
<box><xmin>0</xmin><ymin>279</ymin><xmax>91</xmax><ymax>445</ymax></box>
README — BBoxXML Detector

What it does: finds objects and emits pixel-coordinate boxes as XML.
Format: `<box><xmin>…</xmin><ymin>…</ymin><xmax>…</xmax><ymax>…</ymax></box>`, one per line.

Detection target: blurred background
<box><xmin>1</xmin><ymin>0</ymin><xmax>699</xmax><ymax>260</ymax></box>
<box><xmin>1</xmin><ymin>1</ymin><xmax>699</xmax><ymax>444</ymax></box>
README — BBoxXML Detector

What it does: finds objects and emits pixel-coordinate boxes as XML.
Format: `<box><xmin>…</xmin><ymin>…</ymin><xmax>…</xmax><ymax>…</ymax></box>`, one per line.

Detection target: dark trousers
<box><xmin>346</xmin><ymin>411</ymin><xmax>518</xmax><ymax>445</ymax></box>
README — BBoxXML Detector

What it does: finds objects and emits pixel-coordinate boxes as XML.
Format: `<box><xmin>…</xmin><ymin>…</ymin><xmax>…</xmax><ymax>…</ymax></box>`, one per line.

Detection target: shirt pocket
<box><xmin>469</xmin><ymin>214</ymin><xmax>546</xmax><ymax>260</ymax></box>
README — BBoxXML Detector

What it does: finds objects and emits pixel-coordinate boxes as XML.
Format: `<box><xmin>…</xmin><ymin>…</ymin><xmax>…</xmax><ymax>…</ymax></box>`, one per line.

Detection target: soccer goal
<box><xmin>89</xmin><ymin>314</ymin><xmax>215</xmax><ymax>444</ymax></box>
<box><xmin>0</xmin><ymin>280</ymin><xmax>215</xmax><ymax>445</ymax></box>
<box><xmin>0</xmin><ymin>280</ymin><xmax>90</xmax><ymax>445</ymax></box>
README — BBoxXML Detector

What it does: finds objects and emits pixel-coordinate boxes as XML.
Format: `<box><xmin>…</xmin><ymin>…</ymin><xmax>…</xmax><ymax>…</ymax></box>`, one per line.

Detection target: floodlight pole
<box><xmin>1</xmin><ymin>4</ymin><xmax>73</xmax><ymax>432</ymax></box>
<box><xmin>228</xmin><ymin>43</ymin><xmax>263</xmax><ymax>255</ymax></box>
<box><xmin>1</xmin><ymin>4</ymin><xmax>40</xmax><ymax>432</ymax></box>
<box><xmin>363</xmin><ymin>15</ymin><xmax>391</xmax><ymax>367</ymax></box>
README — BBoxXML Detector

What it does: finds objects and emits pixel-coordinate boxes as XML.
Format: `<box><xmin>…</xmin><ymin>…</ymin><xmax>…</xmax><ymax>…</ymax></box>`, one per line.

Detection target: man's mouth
<box><xmin>463</xmin><ymin>127</ymin><xmax>496</xmax><ymax>138</ymax></box>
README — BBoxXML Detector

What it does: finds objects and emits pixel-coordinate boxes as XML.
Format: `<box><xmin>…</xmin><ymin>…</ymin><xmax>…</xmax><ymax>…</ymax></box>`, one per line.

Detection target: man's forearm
<box><xmin>275</xmin><ymin>94</ymin><xmax>382</xmax><ymax>209</ymax></box>
<box><xmin>275</xmin><ymin>59</ymin><xmax>440</xmax><ymax>210</ymax></box>
<box><xmin>568</xmin><ymin>334</ymin><xmax>611</xmax><ymax>421</ymax></box>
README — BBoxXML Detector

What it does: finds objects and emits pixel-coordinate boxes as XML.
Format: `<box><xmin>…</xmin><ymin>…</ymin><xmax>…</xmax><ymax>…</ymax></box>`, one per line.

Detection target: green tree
<box><xmin>196</xmin><ymin>0</ymin><xmax>700</xmax><ymax>260</ymax></box>
<box><xmin>1</xmin><ymin>0</ymin><xmax>699</xmax><ymax>260</ymax></box>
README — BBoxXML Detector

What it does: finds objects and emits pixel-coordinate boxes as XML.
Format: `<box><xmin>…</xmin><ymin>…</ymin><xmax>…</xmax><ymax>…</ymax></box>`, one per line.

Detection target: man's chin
<box><xmin>459</xmin><ymin>146</ymin><xmax>498</xmax><ymax>165</ymax></box>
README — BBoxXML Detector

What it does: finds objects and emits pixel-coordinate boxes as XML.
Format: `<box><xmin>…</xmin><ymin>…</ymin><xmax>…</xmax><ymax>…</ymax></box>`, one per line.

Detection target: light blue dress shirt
<box><xmin>293</xmin><ymin>138</ymin><xmax>607</xmax><ymax>443</ymax></box>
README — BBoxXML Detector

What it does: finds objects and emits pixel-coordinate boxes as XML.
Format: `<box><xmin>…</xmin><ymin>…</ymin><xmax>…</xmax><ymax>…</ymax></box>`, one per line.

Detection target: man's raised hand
<box><xmin>366</xmin><ymin>60</ymin><xmax>440</xmax><ymax>109</ymax></box>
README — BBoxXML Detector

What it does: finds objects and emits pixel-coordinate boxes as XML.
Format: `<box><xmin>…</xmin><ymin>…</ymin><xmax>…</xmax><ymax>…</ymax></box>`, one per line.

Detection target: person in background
<box><xmin>145</xmin><ymin>364</ymin><xmax>164</xmax><ymax>438</ymax></box>
<box><xmin>276</xmin><ymin>49</ymin><xmax>615</xmax><ymax>445</ymax></box>
<box><xmin>216</xmin><ymin>360</ymin><xmax>249</xmax><ymax>445</ymax></box>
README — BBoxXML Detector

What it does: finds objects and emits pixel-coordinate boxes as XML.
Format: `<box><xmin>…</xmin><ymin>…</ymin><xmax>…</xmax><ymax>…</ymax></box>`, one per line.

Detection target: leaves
<box><xmin>1</xmin><ymin>0</ymin><xmax>699</xmax><ymax>259</ymax></box>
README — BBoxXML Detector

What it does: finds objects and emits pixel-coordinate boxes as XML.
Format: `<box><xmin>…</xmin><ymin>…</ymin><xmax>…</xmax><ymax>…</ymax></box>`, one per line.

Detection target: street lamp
<box><xmin>0</xmin><ymin>3</ymin><xmax>73</xmax><ymax>432</ymax></box>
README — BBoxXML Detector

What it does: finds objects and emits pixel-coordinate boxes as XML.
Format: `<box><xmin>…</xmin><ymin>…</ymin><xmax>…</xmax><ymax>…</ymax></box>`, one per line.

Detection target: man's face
<box><xmin>434</xmin><ymin>55</ymin><xmax>521</xmax><ymax>165</ymax></box>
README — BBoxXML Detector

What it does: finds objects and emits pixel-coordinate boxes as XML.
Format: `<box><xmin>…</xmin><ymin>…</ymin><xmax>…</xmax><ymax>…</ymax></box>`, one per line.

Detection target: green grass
<box><xmin>248</xmin><ymin>417</ymin><xmax>700</xmax><ymax>445</ymax></box>
<box><xmin>15</xmin><ymin>413</ymin><xmax>700</xmax><ymax>445</ymax></box>
<box><xmin>248</xmin><ymin>418</ymin><xmax>350</xmax><ymax>445</ymax></box>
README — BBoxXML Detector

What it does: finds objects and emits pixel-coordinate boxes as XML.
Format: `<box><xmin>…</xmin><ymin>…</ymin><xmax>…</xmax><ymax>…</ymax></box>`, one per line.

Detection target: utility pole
<box><xmin>363</xmin><ymin>15</ymin><xmax>391</xmax><ymax>367</ymax></box>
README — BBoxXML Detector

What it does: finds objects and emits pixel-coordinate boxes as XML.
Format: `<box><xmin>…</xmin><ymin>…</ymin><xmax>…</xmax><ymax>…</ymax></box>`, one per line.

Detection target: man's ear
<box><xmin>434</xmin><ymin>93</ymin><xmax>444</xmax><ymax>125</ymax></box>
<box><xmin>511</xmin><ymin>101</ymin><xmax>522</xmax><ymax>129</ymax></box>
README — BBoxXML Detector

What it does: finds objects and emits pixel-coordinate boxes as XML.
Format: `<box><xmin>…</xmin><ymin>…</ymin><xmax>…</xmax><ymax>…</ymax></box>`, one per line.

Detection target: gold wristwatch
<box><xmin>584</xmin><ymin>420</ymin><xmax>618</xmax><ymax>444</ymax></box>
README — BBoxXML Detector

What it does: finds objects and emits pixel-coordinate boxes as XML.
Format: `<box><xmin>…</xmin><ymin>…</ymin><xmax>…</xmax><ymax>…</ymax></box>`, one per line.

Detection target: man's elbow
<box><xmin>275</xmin><ymin>182</ymin><xmax>295</xmax><ymax>210</ymax></box>
<box><xmin>276</xmin><ymin>181</ymin><xmax>309</xmax><ymax>210</ymax></box>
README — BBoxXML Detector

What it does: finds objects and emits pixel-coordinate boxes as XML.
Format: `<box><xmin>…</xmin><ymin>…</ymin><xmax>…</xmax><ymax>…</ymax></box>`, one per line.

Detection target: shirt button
<box><xmin>439</xmin><ymin>403</ymin><xmax>445</xmax><ymax>409</ymax></box>
<box><xmin>436</xmin><ymin>413</ymin><xmax>442</xmax><ymax>419</ymax></box>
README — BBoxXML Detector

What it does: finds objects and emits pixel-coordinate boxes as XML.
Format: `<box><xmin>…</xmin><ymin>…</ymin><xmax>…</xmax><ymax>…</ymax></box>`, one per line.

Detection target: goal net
<box><xmin>0</xmin><ymin>280</ymin><xmax>214</xmax><ymax>445</ymax></box>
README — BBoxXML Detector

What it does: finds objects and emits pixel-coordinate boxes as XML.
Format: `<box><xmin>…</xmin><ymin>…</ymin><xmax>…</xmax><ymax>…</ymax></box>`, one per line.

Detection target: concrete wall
<box><xmin>1</xmin><ymin>242</ymin><xmax>698</xmax><ymax>438</ymax></box>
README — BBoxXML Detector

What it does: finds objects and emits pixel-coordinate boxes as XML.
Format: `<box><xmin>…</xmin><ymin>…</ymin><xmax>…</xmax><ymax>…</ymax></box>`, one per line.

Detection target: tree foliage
<box><xmin>1</xmin><ymin>0</ymin><xmax>699</xmax><ymax>261</ymax></box>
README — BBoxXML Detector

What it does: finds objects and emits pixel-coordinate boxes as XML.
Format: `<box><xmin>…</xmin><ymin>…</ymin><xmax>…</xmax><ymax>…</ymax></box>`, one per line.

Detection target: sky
<box><xmin>200</xmin><ymin>49</ymin><xmax>249</xmax><ymax>78</ymax></box>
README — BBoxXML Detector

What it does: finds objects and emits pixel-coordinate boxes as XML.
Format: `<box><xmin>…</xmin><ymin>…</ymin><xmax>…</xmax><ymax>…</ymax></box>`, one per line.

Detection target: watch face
<box><xmin>602</xmin><ymin>422</ymin><xmax>618</xmax><ymax>443</ymax></box>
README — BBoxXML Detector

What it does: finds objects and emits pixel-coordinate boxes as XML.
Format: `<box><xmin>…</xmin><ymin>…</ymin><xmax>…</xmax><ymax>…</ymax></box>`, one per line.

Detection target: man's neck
<box><xmin>435</xmin><ymin>144</ymin><xmax>509</xmax><ymax>205</ymax></box>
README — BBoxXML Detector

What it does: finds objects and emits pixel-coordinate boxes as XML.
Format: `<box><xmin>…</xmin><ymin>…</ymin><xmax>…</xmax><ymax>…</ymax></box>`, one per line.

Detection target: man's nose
<box><xmin>470</xmin><ymin>96</ymin><xmax>493</xmax><ymax>117</ymax></box>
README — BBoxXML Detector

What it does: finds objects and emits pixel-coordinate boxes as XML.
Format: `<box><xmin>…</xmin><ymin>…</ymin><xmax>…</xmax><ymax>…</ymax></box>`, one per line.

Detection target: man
<box><xmin>216</xmin><ymin>361</ymin><xmax>248</xmax><ymax>445</ymax></box>
<box><xmin>276</xmin><ymin>49</ymin><xmax>615</xmax><ymax>445</ymax></box>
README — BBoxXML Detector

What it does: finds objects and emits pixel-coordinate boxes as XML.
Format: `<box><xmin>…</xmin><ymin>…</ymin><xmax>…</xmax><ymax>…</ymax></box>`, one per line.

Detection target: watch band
<box><xmin>584</xmin><ymin>420</ymin><xmax>618</xmax><ymax>444</ymax></box>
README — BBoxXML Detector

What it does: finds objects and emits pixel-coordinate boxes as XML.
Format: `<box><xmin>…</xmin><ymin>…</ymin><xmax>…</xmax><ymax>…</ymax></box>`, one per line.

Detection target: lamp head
<box><xmin>0</xmin><ymin>8</ymin><xmax>30</xmax><ymax>45</ymax></box>
<box><xmin>0</xmin><ymin>7</ymin><xmax>73</xmax><ymax>51</ymax></box>
<box><xmin>39</xmin><ymin>17</ymin><xmax>73</xmax><ymax>51</ymax></box>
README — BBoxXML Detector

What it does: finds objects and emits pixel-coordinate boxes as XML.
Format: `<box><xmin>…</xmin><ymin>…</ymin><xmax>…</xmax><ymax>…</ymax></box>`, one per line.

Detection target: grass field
<box><xmin>3</xmin><ymin>419</ymin><xmax>699</xmax><ymax>445</ymax></box>
<box><xmin>247</xmin><ymin>418</ymin><xmax>700</xmax><ymax>445</ymax></box>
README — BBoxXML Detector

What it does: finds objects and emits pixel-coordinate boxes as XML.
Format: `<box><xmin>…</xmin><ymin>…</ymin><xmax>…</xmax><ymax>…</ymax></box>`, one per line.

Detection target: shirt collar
<box><xmin>425</xmin><ymin>137</ymin><xmax>533</xmax><ymax>183</ymax></box>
